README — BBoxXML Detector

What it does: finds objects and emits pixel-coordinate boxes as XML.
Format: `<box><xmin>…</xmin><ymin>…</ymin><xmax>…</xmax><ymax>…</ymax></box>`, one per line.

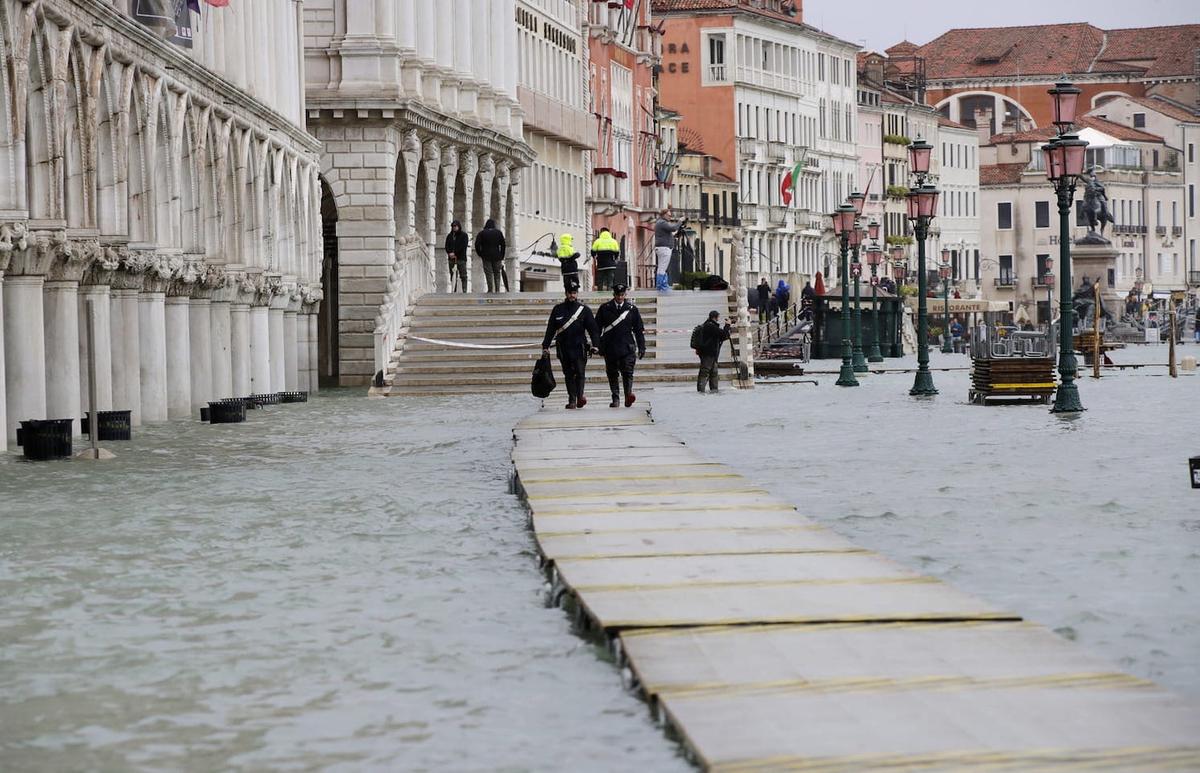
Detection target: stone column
<box><xmin>249</xmin><ymin>273</ymin><xmax>273</xmax><ymax>395</ymax></box>
<box><xmin>296</xmin><ymin>306</ymin><xmax>310</xmax><ymax>392</ymax></box>
<box><xmin>305</xmin><ymin>288</ymin><xmax>322</xmax><ymax>394</ymax></box>
<box><xmin>438</xmin><ymin>146</ymin><xmax>459</xmax><ymax>293</ymax></box>
<box><xmin>231</xmin><ymin>301</ymin><xmax>251</xmax><ymax>397</ymax></box>
<box><xmin>137</xmin><ymin>254</ymin><xmax>173</xmax><ymax>422</ymax></box>
<box><xmin>268</xmin><ymin>279</ymin><xmax>290</xmax><ymax>392</ymax></box>
<box><xmin>164</xmin><ymin>294</ymin><xmax>192</xmax><ymax>420</ymax></box>
<box><xmin>77</xmin><ymin>250</ymin><xmax>120</xmax><ymax>421</ymax></box>
<box><xmin>109</xmin><ymin>260</ymin><xmax>144</xmax><ymax>426</ymax></box>
<box><xmin>4</xmin><ymin>228</ymin><xmax>54</xmax><ymax>442</ymax></box>
<box><xmin>44</xmin><ymin>239</ymin><xmax>95</xmax><ymax>431</ymax></box>
<box><xmin>283</xmin><ymin>310</ymin><xmax>299</xmax><ymax>391</ymax></box>
<box><xmin>188</xmin><ymin>298</ymin><xmax>212</xmax><ymax>411</ymax></box>
<box><xmin>0</xmin><ymin>242</ymin><xmax>7</xmax><ymax>451</ymax></box>
<box><xmin>209</xmin><ymin>269</ymin><xmax>235</xmax><ymax>400</ymax></box>
<box><xmin>459</xmin><ymin>150</ymin><xmax>477</xmax><ymax>292</ymax></box>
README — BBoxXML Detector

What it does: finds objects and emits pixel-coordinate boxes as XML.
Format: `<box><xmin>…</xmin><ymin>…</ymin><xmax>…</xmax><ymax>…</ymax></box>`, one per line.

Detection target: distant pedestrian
<box><xmin>443</xmin><ymin>220</ymin><xmax>468</xmax><ymax>292</ymax></box>
<box><xmin>556</xmin><ymin>233</ymin><xmax>581</xmax><ymax>291</ymax></box>
<box><xmin>474</xmin><ymin>218</ymin><xmax>506</xmax><ymax>294</ymax></box>
<box><xmin>756</xmin><ymin>278</ymin><xmax>770</xmax><ymax>323</ymax></box>
<box><xmin>653</xmin><ymin>209</ymin><xmax>685</xmax><ymax>292</ymax></box>
<box><xmin>776</xmin><ymin>279</ymin><xmax>790</xmax><ymax>315</ymax></box>
<box><xmin>541</xmin><ymin>278</ymin><xmax>599</xmax><ymax>409</ymax></box>
<box><xmin>692</xmin><ymin>310</ymin><xmax>731</xmax><ymax>393</ymax></box>
<box><xmin>596</xmin><ymin>283</ymin><xmax>645</xmax><ymax>408</ymax></box>
<box><xmin>591</xmin><ymin>228</ymin><xmax>620</xmax><ymax>291</ymax></box>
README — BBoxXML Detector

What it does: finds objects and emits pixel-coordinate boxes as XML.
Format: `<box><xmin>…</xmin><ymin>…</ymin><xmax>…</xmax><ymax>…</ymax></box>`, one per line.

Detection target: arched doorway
<box><xmin>317</xmin><ymin>176</ymin><xmax>339</xmax><ymax>386</ymax></box>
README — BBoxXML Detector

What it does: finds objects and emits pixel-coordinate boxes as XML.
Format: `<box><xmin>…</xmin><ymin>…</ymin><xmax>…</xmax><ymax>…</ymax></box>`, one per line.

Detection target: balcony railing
<box><xmin>1031</xmin><ymin>276</ymin><xmax>1053</xmax><ymax>290</ymax></box>
<box><xmin>708</xmin><ymin>64</ymin><xmax>727</xmax><ymax>82</ymax></box>
<box><xmin>1172</xmin><ymin>226</ymin><xmax>1182</xmax><ymax>236</ymax></box>
<box><xmin>1155</xmin><ymin>225</ymin><xmax>1167</xmax><ymax>235</ymax></box>
<box><xmin>737</xmin><ymin>137</ymin><xmax>759</xmax><ymax>160</ymax></box>
<box><xmin>766</xmin><ymin>141</ymin><xmax>787</xmax><ymax>162</ymax></box>
<box><xmin>1188</xmin><ymin>271</ymin><xmax>1200</xmax><ymax>287</ymax></box>
<box><xmin>768</xmin><ymin>206</ymin><xmax>788</xmax><ymax>227</ymax></box>
<box><xmin>994</xmin><ymin>276</ymin><xmax>1017</xmax><ymax>288</ymax></box>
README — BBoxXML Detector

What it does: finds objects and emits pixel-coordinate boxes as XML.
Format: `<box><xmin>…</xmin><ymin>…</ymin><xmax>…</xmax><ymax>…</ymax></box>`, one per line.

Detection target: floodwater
<box><xmin>0</xmin><ymin>393</ymin><xmax>687</xmax><ymax>772</ymax></box>
<box><xmin>652</xmin><ymin>342</ymin><xmax>1200</xmax><ymax>700</ymax></box>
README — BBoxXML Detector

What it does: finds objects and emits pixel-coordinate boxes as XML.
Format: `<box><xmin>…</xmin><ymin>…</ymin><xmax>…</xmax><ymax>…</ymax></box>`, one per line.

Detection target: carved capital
<box><xmin>460</xmin><ymin>149</ymin><xmax>479</xmax><ymax>184</ymax></box>
<box><xmin>0</xmin><ymin>221</ymin><xmax>29</xmax><ymax>273</ymax></box>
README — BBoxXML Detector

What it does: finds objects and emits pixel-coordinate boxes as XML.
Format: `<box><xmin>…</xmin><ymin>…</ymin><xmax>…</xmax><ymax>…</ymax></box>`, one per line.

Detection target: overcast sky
<box><xmin>807</xmin><ymin>0</ymin><xmax>1197</xmax><ymax>53</ymax></box>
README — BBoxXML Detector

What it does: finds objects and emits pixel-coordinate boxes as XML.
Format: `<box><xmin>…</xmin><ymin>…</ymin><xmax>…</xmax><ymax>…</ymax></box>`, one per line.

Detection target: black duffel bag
<box><xmin>531</xmin><ymin>354</ymin><xmax>557</xmax><ymax>398</ymax></box>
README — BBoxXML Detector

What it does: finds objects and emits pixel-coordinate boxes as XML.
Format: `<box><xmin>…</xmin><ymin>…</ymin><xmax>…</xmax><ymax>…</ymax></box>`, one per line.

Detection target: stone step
<box><xmin>387</xmin><ymin>370</ymin><xmax>724</xmax><ymax>388</ymax></box>
<box><xmin>390</xmin><ymin>360</ymin><xmax>723</xmax><ymax>376</ymax></box>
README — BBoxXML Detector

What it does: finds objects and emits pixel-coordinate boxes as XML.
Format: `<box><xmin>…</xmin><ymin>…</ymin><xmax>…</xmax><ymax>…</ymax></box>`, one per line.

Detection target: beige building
<box><xmin>979</xmin><ymin>117</ymin><xmax>1187</xmax><ymax>323</ymax></box>
<box><xmin>516</xmin><ymin>0</ymin><xmax>593</xmax><ymax>290</ymax></box>
<box><xmin>672</xmin><ymin>150</ymin><xmax>740</xmax><ymax>282</ymax></box>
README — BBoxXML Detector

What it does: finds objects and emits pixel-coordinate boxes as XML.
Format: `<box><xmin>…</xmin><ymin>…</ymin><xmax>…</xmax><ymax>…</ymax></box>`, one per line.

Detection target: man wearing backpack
<box><xmin>541</xmin><ymin>278</ymin><xmax>600</xmax><ymax>409</ymax></box>
<box><xmin>692</xmin><ymin>310</ymin><xmax>731</xmax><ymax>393</ymax></box>
<box><xmin>595</xmin><ymin>284</ymin><xmax>646</xmax><ymax>408</ymax></box>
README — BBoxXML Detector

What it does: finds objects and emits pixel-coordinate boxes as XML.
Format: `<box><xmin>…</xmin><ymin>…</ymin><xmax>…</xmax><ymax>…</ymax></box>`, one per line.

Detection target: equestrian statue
<box><xmin>1079</xmin><ymin>168</ymin><xmax>1114</xmax><ymax>242</ymax></box>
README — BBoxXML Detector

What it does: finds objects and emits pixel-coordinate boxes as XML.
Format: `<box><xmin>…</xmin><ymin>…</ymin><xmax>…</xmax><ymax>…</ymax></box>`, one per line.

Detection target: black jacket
<box><xmin>756</xmin><ymin>283</ymin><xmax>770</xmax><ymax>305</ymax></box>
<box><xmin>696</xmin><ymin>319</ymin><xmax>731</xmax><ymax>357</ymax></box>
<box><xmin>541</xmin><ymin>300</ymin><xmax>599</xmax><ymax>358</ymax></box>
<box><xmin>593</xmin><ymin>250</ymin><xmax>619</xmax><ymax>270</ymax></box>
<box><xmin>596</xmin><ymin>299</ymin><xmax>646</xmax><ymax>359</ymax></box>
<box><xmin>444</xmin><ymin>226</ymin><xmax>468</xmax><ymax>260</ymax></box>
<box><xmin>474</xmin><ymin>219</ymin><xmax>506</xmax><ymax>261</ymax></box>
<box><xmin>558</xmin><ymin>252</ymin><xmax>580</xmax><ymax>276</ymax></box>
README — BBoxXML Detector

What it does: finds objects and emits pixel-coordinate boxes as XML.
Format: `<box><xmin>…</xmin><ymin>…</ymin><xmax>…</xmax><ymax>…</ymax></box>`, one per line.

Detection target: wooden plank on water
<box><xmin>660</xmin><ymin>684</ymin><xmax>1200</xmax><ymax>771</ymax></box>
<box><xmin>538</xmin><ymin>525</ymin><xmax>859</xmax><ymax>562</ymax></box>
<box><xmin>531</xmin><ymin>507</ymin><xmax>807</xmax><ymax>534</ymax></box>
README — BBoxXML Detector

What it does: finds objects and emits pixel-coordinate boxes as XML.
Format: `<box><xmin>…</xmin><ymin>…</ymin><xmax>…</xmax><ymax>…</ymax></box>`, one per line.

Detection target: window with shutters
<box><xmin>997</xmin><ymin>202</ymin><xmax>1012</xmax><ymax>230</ymax></box>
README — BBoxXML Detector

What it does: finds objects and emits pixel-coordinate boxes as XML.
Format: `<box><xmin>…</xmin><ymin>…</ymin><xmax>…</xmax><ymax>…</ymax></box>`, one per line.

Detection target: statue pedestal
<box><xmin>1072</xmin><ymin>240</ymin><xmax>1120</xmax><ymax>309</ymax></box>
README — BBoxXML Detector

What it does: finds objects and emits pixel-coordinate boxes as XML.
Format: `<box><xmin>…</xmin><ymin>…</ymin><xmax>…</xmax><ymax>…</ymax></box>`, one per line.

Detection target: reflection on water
<box><xmin>653</xmin><ymin>348</ymin><xmax>1200</xmax><ymax>700</ymax></box>
<box><xmin>0</xmin><ymin>392</ymin><xmax>685</xmax><ymax>772</ymax></box>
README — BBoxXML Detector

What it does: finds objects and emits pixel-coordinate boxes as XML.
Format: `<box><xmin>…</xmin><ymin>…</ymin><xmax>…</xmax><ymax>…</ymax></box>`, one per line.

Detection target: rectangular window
<box><xmin>999</xmin><ymin>255</ymin><xmax>1014</xmax><ymax>284</ymax></box>
<box><xmin>1191</xmin><ymin>185</ymin><xmax>1196</xmax><ymax>218</ymax></box>
<box><xmin>1035</xmin><ymin>201</ymin><xmax>1050</xmax><ymax>228</ymax></box>
<box><xmin>706</xmin><ymin>33</ymin><xmax>727</xmax><ymax>82</ymax></box>
<box><xmin>1133</xmin><ymin>113</ymin><xmax>1146</xmax><ymax>128</ymax></box>
<box><xmin>1036</xmin><ymin>254</ymin><xmax>1051</xmax><ymax>280</ymax></box>
<box><xmin>997</xmin><ymin>202</ymin><xmax>1012</xmax><ymax>230</ymax></box>
<box><xmin>1191</xmin><ymin>143</ymin><xmax>1196</xmax><ymax>163</ymax></box>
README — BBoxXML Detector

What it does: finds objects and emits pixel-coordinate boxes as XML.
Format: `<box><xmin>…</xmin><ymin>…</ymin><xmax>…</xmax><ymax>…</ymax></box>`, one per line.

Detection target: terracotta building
<box><xmin>587</xmin><ymin>1</ymin><xmax>664</xmax><ymax>289</ymax></box>
<box><xmin>882</xmin><ymin>23</ymin><xmax>1200</xmax><ymax>134</ymax></box>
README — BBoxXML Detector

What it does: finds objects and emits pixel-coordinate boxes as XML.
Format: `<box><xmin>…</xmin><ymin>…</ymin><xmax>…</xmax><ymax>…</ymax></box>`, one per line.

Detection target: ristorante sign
<box><xmin>130</xmin><ymin>0</ymin><xmax>194</xmax><ymax>49</ymax></box>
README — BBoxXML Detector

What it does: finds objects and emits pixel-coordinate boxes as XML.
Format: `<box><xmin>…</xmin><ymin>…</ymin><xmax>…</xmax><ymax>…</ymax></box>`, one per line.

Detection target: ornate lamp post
<box><xmin>832</xmin><ymin>204</ymin><xmax>859</xmax><ymax>387</ymax></box>
<box><xmin>866</xmin><ymin>240</ymin><xmax>884</xmax><ymax>362</ymax></box>
<box><xmin>891</xmin><ymin>253</ymin><xmax>907</xmax><ymax>358</ymax></box>
<box><xmin>849</xmin><ymin>225</ymin><xmax>867</xmax><ymax>372</ymax></box>
<box><xmin>1041</xmin><ymin>79</ymin><xmax>1089</xmax><ymax>413</ymax></box>
<box><xmin>906</xmin><ymin>137</ymin><xmax>940</xmax><ymax>396</ymax></box>
<box><xmin>939</xmin><ymin>257</ymin><xmax>953</xmax><ymax>353</ymax></box>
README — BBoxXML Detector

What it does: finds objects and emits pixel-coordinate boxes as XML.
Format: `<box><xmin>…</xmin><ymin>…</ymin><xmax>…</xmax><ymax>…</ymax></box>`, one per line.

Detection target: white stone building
<box><xmin>934</xmin><ymin>117</ymin><xmax>982</xmax><ymax>293</ymax></box>
<box><xmin>1</xmin><ymin>0</ymin><xmax>322</xmax><ymax>450</ymax></box>
<box><xmin>304</xmin><ymin>0</ymin><xmax>534</xmax><ymax>384</ymax></box>
<box><xmin>515</xmin><ymin>0</ymin><xmax>592</xmax><ymax>290</ymax></box>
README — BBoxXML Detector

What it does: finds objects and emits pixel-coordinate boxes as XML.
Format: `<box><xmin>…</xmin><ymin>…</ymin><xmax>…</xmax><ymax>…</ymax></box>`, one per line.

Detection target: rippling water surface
<box><xmin>652</xmin><ymin>345</ymin><xmax>1200</xmax><ymax>699</ymax></box>
<box><xmin>0</xmin><ymin>392</ymin><xmax>686</xmax><ymax>772</ymax></box>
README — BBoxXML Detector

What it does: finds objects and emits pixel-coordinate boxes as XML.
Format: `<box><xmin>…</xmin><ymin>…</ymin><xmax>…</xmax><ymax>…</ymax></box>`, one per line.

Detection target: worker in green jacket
<box><xmin>591</xmin><ymin>228</ymin><xmax>621</xmax><ymax>291</ymax></box>
<box><xmin>557</xmin><ymin>233</ymin><xmax>581</xmax><ymax>291</ymax></box>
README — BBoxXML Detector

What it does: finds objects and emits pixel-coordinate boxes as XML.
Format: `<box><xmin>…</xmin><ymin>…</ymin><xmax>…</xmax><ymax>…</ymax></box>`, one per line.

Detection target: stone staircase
<box><xmin>374</xmin><ymin>291</ymin><xmax>745</xmax><ymax>396</ymax></box>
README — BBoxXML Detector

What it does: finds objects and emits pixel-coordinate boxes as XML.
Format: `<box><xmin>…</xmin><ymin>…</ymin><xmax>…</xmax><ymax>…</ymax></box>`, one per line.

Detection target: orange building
<box><xmin>883</xmin><ymin>24</ymin><xmax>1200</xmax><ymax>134</ymax></box>
<box><xmin>587</xmin><ymin>1</ymin><xmax>665</xmax><ymax>288</ymax></box>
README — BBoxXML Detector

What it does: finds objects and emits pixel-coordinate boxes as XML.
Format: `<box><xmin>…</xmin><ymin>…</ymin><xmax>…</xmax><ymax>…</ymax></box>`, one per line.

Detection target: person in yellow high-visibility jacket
<box><xmin>591</xmin><ymin>229</ymin><xmax>620</xmax><ymax>291</ymax></box>
<box><xmin>556</xmin><ymin>233</ymin><xmax>581</xmax><ymax>291</ymax></box>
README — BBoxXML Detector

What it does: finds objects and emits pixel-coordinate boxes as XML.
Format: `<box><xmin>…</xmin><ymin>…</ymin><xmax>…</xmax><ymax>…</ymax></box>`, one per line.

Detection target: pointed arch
<box><xmin>23</xmin><ymin>13</ymin><xmax>55</xmax><ymax>219</ymax></box>
<box><xmin>126</xmin><ymin>70</ymin><xmax>152</xmax><ymax>243</ymax></box>
<box><xmin>0</xmin><ymin>0</ymin><xmax>22</xmax><ymax>211</ymax></box>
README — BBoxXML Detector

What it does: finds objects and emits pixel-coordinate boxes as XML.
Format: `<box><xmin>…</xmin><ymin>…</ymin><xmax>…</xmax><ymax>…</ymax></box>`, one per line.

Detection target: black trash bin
<box><xmin>250</xmin><ymin>393</ymin><xmax>280</xmax><ymax>407</ymax></box>
<box><xmin>82</xmin><ymin>410</ymin><xmax>133</xmax><ymax>441</ymax></box>
<box><xmin>204</xmin><ymin>400</ymin><xmax>247</xmax><ymax>424</ymax></box>
<box><xmin>15</xmin><ymin>419</ymin><xmax>74</xmax><ymax>460</ymax></box>
<box><xmin>279</xmin><ymin>391</ymin><xmax>308</xmax><ymax>403</ymax></box>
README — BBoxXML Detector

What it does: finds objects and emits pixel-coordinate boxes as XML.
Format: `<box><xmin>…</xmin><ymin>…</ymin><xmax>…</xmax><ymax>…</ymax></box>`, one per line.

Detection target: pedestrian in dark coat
<box><xmin>444</xmin><ymin>220</ymin><xmax>468</xmax><ymax>292</ymax></box>
<box><xmin>541</xmin><ymin>278</ymin><xmax>600</xmax><ymax>409</ymax></box>
<box><xmin>694</xmin><ymin>310</ymin><xmax>731</xmax><ymax>393</ymax></box>
<box><xmin>595</xmin><ymin>283</ymin><xmax>646</xmax><ymax>407</ymax></box>
<box><xmin>474</xmin><ymin>218</ymin><xmax>506</xmax><ymax>294</ymax></box>
<box><xmin>756</xmin><ymin>278</ymin><xmax>770</xmax><ymax>323</ymax></box>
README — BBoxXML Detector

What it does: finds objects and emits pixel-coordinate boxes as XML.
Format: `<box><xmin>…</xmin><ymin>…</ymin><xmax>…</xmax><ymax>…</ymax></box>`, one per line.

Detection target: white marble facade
<box><xmin>0</xmin><ymin>0</ymin><xmax>322</xmax><ymax>449</ymax></box>
<box><xmin>304</xmin><ymin>0</ymin><xmax>534</xmax><ymax>385</ymax></box>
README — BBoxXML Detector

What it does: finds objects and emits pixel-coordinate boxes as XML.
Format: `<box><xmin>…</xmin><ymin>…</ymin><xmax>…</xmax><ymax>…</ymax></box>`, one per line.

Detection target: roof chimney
<box><xmin>973</xmin><ymin>107</ymin><xmax>993</xmax><ymax>145</ymax></box>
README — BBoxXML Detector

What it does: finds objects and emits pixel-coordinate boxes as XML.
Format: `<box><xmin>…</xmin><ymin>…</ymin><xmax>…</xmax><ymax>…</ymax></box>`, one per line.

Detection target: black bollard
<box><xmin>1191</xmin><ymin>456</ymin><xmax>1200</xmax><ymax>489</ymax></box>
<box><xmin>206</xmin><ymin>400</ymin><xmax>247</xmax><ymax>424</ymax></box>
<box><xmin>279</xmin><ymin>391</ymin><xmax>309</xmax><ymax>403</ymax></box>
<box><xmin>82</xmin><ymin>410</ymin><xmax>133</xmax><ymax>441</ymax></box>
<box><xmin>15</xmin><ymin>419</ymin><xmax>74</xmax><ymax>460</ymax></box>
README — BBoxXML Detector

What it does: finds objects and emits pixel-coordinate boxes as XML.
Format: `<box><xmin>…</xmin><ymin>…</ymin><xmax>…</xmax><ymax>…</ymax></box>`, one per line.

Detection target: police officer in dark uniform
<box><xmin>595</xmin><ymin>283</ymin><xmax>646</xmax><ymax>407</ymax></box>
<box><xmin>541</xmin><ymin>278</ymin><xmax>600</xmax><ymax>409</ymax></box>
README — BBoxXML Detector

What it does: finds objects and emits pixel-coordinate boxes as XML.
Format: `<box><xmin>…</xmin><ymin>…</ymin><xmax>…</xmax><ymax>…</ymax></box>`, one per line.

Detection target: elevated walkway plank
<box><xmin>511</xmin><ymin>402</ymin><xmax>1200</xmax><ymax>771</ymax></box>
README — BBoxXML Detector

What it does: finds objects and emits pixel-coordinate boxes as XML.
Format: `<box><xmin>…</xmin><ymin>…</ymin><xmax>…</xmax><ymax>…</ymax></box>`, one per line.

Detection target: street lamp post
<box><xmin>847</xmin><ymin>192</ymin><xmax>868</xmax><ymax>373</ymax></box>
<box><xmin>1042</xmin><ymin>79</ymin><xmax>1089</xmax><ymax>413</ymax></box>
<box><xmin>906</xmin><ymin>138</ymin><xmax>940</xmax><ymax>396</ymax></box>
<box><xmin>866</xmin><ymin>239</ymin><xmax>884</xmax><ymax>362</ymax></box>
<box><xmin>832</xmin><ymin>204</ymin><xmax>859</xmax><ymax>387</ymax></box>
<box><xmin>939</xmin><ymin>257</ymin><xmax>953</xmax><ymax>353</ymax></box>
<box><xmin>891</xmin><ymin>256</ymin><xmax>907</xmax><ymax>357</ymax></box>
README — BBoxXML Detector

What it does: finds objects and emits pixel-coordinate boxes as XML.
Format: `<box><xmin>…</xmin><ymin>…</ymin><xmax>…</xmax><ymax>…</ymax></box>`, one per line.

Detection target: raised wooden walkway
<box><xmin>511</xmin><ymin>403</ymin><xmax>1200</xmax><ymax>771</ymax></box>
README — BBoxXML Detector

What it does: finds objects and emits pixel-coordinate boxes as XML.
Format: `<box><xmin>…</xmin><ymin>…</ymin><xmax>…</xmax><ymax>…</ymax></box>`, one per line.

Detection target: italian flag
<box><xmin>781</xmin><ymin>160</ymin><xmax>802</xmax><ymax>207</ymax></box>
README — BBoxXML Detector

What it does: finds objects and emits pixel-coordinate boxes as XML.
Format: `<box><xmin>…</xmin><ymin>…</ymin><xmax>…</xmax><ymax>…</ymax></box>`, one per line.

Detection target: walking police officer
<box><xmin>595</xmin><ymin>284</ymin><xmax>646</xmax><ymax>407</ymax></box>
<box><xmin>541</xmin><ymin>278</ymin><xmax>600</xmax><ymax>409</ymax></box>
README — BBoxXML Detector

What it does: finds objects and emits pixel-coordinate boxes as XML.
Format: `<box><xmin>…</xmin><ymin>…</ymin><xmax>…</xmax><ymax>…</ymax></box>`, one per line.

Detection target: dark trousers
<box><xmin>448</xmin><ymin>257</ymin><xmax>467</xmax><ymax>291</ymax></box>
<box><xmin>559</xmin><ymin>353</ymin><xmax>587</xmax><ymax>402</ymax></box>
<box><xmin>561</xmin><ymin>271</ymin><xmax>578</xmax><ymax>291</ymax></box>
<box><xmin>596</xmin><ymin>268</ymin><xmax>616</xmax><ymax>290</ymax></box>
<box><xmin>605</xmin><ymin>353</ymin><xmax>636</xmax><ymax>399</ymax></box>
<box><xmin>697</xmin><ymin>354</ymin><xmax>719</xmax><ymax>392</ymax></box>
